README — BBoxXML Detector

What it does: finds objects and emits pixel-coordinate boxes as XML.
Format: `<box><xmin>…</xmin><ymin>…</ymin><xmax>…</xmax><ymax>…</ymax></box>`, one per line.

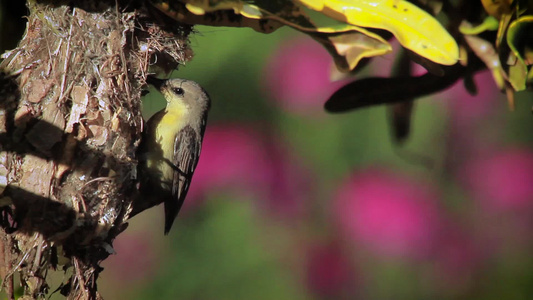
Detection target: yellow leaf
<box><xmin>151</xmin><ymin>1</ymin><xmax>392</xmax><ymax>72</ymax></box>
<box><xmin>481</xmin><ymin>0</ymin><xmax>512</xmax><ymax>19</ymax></box>
<box><xmin>296</xmin><ymin>0</ymin><xmax>459</xmax><ymax>65</ymax></box>
<box><xmin>151</xmin><ymin>1</ymin><xmax>282</xmax><ymax>33</ymax></box>
<box><xmin>294</xmin><ymin>25</ymin><xmax>392</xmax><ymax>72</ymax></box>
<box><xmin>184</xmin><ymin>1</ymin><xmax>264</xmax><ymax>20</ymax></box>
<box><xmin>463</xmin><ymin>35</ymin><xmax>505</xmax><ymax>89</ymax></box>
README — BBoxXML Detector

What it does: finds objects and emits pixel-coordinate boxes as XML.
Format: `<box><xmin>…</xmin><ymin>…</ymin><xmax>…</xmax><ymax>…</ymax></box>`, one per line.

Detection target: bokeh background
<box><xmin>95</xmin><ymin>24</ymin><xmax>533</xmax><ymax>300</ymax></box>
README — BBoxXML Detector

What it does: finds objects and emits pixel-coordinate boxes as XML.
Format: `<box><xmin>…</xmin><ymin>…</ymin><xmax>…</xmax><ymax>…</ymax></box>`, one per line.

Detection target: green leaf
<box><xmin>506</xmin><ymin>15</ymin><xmax>533</xmax><ymax>90</ymax></box>
<box><xmin>459</xmin><ymin>16</ymin><xmax>499</xmax><ymax>35</ymax></box>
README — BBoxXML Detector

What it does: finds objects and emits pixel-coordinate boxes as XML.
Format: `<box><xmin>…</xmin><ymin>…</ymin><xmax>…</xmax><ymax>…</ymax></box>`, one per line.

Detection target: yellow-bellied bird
<box><xmin>139</xmin><ymin>76</ymin><xmax>210</xmax><ymax>234</ymax></box>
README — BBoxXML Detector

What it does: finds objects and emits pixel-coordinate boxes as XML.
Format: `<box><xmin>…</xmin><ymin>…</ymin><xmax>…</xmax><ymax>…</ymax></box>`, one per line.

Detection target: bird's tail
<box><xmin>164</xmin><ymin>198</ymin><xmax>180</xmax><ymax>235</ymax></box>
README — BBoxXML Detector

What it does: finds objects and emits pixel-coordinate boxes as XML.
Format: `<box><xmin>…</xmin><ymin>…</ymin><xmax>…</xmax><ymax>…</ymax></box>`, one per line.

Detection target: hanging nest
<box><xmin>0</xmin><ymin>0</ymin><xmax>192</xmax><ymax>298</ymax></box>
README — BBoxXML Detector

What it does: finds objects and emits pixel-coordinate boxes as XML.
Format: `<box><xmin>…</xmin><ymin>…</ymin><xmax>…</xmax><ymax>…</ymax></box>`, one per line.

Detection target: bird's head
<box><xmin>146</xmin><ymin>76</ymin><xmax>211</xmax><ymax>113</ymax></box>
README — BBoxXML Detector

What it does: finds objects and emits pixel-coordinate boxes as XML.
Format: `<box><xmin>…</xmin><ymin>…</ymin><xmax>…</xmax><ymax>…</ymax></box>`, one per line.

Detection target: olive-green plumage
<box><xmin>140</xmin><ymin>76</ymin><xmax>210</xmax><ymax>234</ymax></box>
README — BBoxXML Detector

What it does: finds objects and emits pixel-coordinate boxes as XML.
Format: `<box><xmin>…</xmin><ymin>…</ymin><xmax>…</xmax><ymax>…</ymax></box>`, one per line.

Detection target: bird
<box><xmin>139</xmin><ymin>76</ymin><xmax>210</xmax><ymax>234</ymax></box>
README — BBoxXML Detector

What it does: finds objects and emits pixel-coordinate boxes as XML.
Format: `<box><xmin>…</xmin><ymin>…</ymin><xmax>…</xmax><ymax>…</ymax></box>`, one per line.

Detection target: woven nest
<box><xmin>0</xmin><ymin>1</ymin><xmax>192</xmax><ymax>298</ymax></box>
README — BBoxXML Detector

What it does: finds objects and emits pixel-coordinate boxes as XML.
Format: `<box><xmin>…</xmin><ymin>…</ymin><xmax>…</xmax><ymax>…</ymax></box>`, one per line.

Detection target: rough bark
<box><xmin>0</xmin><ymin>1</ymin><xmax>192</xmax><ymax>298</ymax></box>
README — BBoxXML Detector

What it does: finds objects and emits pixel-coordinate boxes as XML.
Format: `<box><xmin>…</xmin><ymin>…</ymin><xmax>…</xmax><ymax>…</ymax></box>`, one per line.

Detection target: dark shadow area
<box><xmin>325</xmin><ymin>54</ymin><xmax>487</xmax><ymax>113</ymax></box>
<box><xmin>0</xmin><ymin>111</ymin><xmax>162</xmax><ymax>237</ymax></box>
<box><xmin>1</xmin><ymin>185</ymin><xmax>76</xmax><ymax>238</ymax></box>
<box><xmin>0</xmin><ymin>105</ymin><xmax>144</xmax><ymax>241</ymax></box>
<box><xmin>0</xmin><ymin>0</ymin><xmax>28</xmax><ymax>52</ymax></box>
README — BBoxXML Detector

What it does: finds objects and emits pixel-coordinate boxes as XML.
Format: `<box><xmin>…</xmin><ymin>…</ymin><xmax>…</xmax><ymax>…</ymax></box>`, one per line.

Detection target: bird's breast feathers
<box><xmin>156</xmin><ymin>109</ymin><xmax>189</xmax><ymax>153</ymax></box>
<box><xmin>145</xmin><ymin>108</ymin><xmax>186</xmax><ymax>176</ymax></box>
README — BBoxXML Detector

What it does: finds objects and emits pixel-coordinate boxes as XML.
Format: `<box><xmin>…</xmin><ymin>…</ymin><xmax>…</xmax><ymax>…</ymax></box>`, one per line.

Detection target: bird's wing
<box><xmin>164</xmin><ymin>125</ymin><xmax>201</xmax><ymax>233</ymax></box>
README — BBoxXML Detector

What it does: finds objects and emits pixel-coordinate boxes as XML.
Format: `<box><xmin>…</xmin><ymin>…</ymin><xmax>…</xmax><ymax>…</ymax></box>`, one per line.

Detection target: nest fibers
<box><xmin>0</xmin><ymin>1</ymin><xmax>192</xmax><ymax>298</ymax></box>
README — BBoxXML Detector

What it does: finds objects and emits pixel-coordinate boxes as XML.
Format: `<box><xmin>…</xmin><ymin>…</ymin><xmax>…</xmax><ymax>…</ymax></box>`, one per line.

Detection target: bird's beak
<box><xmin>146</xmin><ymin>76</ymin><xmax>165</xmax><ymax>90</ymax></box>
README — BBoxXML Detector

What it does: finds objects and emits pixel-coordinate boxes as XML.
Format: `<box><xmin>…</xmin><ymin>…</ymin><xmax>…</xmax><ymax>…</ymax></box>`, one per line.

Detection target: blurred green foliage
<box><xmin>140</xmin><ymin>198</ymin><xmax>309</xmax><ymax>300</ymax></box>
<box><xmin>119</xmin><ymin>24</ymin><xmax>533</xmax><ymax>300</ymax></box>
<box><xmin>1</xmin><ymin>2</ymin><xmax>532</xmax><ymax>298</ymax></box>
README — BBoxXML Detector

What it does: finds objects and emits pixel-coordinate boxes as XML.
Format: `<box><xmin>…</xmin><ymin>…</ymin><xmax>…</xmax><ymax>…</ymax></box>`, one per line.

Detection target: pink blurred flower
<box><xmin>263</xmin><ymin>36</ymin><xmax>345</xmax><ymax>115</ymax></box>
<box><xmin>262</xmin><ymin>143</ymin><xmax>310</xmax><ymax>218</ymax></box>
<box><xmin>438</xmin><ymin>70</ymin><xmax>507</xmax><ymax>176</ymax></box>
<box><xmin>442</xmin><ymin>70</ymin><xmax>501</xmax><ymax>124</ymax></box>
<box><xmin>104</xmin><ymin>232</ymin><xmax>158</xmax><ymax>284</ymax></box>
<box><xmin>188</xmin><ymin>125</ymin><xmax>270</xmax><ymax>199</ymax></box>
<box><xmin>369</xmin><ymin>39</ymin><xmax>427</xmax><ymax>77</ymax></box>
<box><xmin>306</xmin><ymin>241</ymin><xmax>356</xmax><ymax>298</ymax></box>
<box><xmin>432</xmin><ymin>226</ymin><xmax>485</xmax><ymax>292</ymax></box>
<box><xmin>461</xmin><ymin>148</ymin><xmax>533</xmax><ymax>211</ymax></box>
<box><xmin>186</xmin><ymin>124</ymin><xmax>309</xmax><ymax>218</ymax></box>
<box><xmin>334</xmin><ymin>169</ymin><xmax>442</xmax><ymax>259</ymax></box>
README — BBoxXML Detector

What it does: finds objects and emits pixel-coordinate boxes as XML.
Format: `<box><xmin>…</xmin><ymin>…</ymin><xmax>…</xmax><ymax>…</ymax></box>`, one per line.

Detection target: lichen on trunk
<box><xmin>0</xmin><ymin>0</ymin><xmax>192</xmax><ymax>298</ymax></box>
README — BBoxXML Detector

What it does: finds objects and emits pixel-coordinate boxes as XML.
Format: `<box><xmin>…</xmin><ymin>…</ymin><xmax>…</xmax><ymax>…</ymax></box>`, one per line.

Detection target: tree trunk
<box><xmin>0</xmin><ymin>1</ymin><xmax>191</xmax><ymax>298</ymax></box>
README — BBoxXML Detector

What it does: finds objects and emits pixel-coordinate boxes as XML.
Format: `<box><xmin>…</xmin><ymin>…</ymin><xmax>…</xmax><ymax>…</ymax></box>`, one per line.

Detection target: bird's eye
<box><xmin>172</xmin><ymin>87</ymin><xmax>185</xmax><ymax>96</ymax></box>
